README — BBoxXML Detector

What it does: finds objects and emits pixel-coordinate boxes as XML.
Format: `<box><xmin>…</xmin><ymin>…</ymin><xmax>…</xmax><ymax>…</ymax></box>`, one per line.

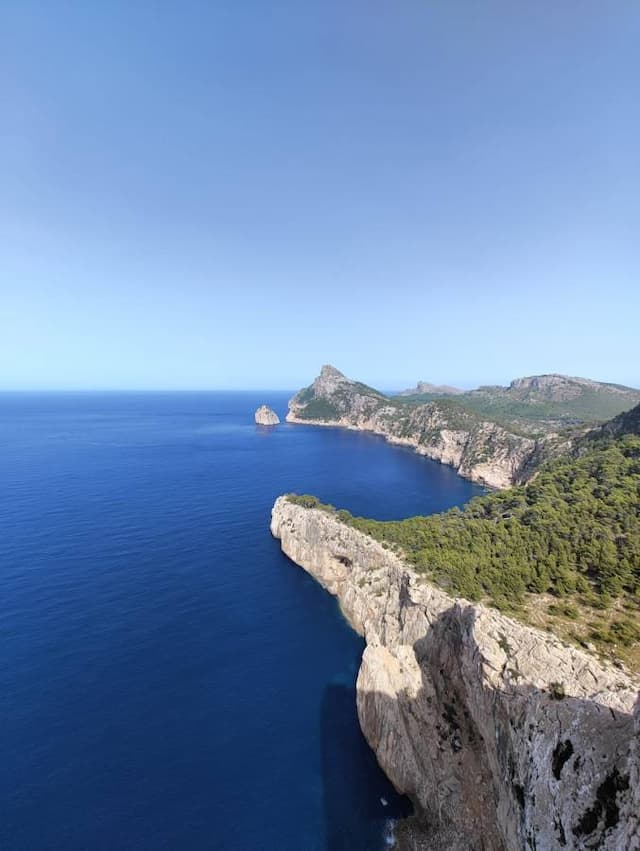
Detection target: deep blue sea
<box><xmin>1</xmin><ymin>392</ymin><xmax>483</xmax><ymax>851</ymax></box>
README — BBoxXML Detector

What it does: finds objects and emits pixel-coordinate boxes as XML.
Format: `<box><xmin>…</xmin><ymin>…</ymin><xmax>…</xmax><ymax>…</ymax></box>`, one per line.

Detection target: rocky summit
<box><xmin>254</xmin><ymin>405</ymin><xmax>280</xmax><ymax>426</ymax></box>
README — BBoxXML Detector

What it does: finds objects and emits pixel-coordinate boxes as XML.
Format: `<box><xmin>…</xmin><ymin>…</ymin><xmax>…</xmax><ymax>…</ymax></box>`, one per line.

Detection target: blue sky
<box><xmin>1</xmin><ymin>1</ymin><xmax>638</xmax><ymax>390</ymax></box>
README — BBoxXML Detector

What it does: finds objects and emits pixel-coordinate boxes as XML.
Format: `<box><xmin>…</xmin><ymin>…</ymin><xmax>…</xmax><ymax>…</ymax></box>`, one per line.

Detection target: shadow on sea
<box><xmin>321</xmin><ymin>683</ymin><xmax>413</xmax><ymax>850</ymax></box>
<box><xmin>323</xmin><ymin>606</ymin><xmax>638</xmax><ymax>851</ymax></box>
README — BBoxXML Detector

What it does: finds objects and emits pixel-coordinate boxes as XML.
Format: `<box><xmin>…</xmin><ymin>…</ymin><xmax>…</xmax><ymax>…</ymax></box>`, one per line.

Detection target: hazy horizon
<box><xmin>2</xmin><ymin>366</ymin><xmax>640</xmax><ymax>395</ymax></box>
<box><xmin>2</xmin><ymin>2</ymin><xmax>638</xmax><ymax>391</ymax></box>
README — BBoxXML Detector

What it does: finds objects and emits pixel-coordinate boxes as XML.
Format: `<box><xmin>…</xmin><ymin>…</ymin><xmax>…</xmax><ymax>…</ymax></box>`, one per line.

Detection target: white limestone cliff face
<box><xmin>270</xmin><ymin>497</ymin><xmax>640</xmax><ymax>851</ymax></box>
<box><xmin>254</xmin><ymin>405</ymin><xmax>280</xmax><ymax>425</ymax></box>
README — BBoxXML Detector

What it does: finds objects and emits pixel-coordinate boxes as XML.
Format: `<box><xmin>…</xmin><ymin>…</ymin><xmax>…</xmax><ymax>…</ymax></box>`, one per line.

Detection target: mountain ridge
<box><xmin>397</xmin><ymin>380</ymin><xmax>463</xmax><ymax>397</ymax></box>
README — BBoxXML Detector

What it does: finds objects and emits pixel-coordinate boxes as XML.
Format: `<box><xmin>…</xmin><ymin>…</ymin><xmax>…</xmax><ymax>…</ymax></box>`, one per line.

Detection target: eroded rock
<box><xmin>254</xmin><ymin>405</ymin><xmax>280</xmax><ymax>426</ymax></box>
<box><xmin>271</xmin><ymin>497</ymin><xmax>640</xmax><ymax>851</ymax></box>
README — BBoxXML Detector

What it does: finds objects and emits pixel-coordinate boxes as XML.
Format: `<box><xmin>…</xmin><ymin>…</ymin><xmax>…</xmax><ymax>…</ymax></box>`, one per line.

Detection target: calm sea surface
<box><xmin>1</xmin><ymin>392</ymin><xmax>483</xmax><ymax>850</ymax></box>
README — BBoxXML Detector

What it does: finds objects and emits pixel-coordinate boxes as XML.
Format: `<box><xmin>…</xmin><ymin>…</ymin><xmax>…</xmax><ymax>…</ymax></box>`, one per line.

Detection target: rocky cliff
<box><xmin>286</xmin><ymin>366</ymin><xmax>640</xmax><ymax>489</ymax></box>
<box><xmin>286</xmin><ymin>366</ymin><xmax>546</xmax><ymax>489</ymax></box>
<box><xmin>254</xmin><ymin>405</ymin><xmax>280</xmax><ymax>425</ymax></box>
<box><xmin>271</xmin><ymin>496</ymin><xmax>640</xmax><ymax>851</ymax></box>
<box><xmin>505</xmin><ymin>374</ymin><xmax>639</xmax><ymax>402</ymax></box>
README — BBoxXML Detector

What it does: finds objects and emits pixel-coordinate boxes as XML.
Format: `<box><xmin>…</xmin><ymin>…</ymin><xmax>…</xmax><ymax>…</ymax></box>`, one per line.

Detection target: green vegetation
<box><xmin>291</xmin><ymin>379</ymin><xmax>387</xmax><ymax>422</ymax></box>
<box><xmin>292</xmin><ymin>369</ymin><xmax>640</xmax><ymax>448</ymax></box>
<box><xmin>459</xmin><ymin>388</ymin><xmax>640</xmax><ymax>426</ymax></box>
<box><xmin>286</xmin><ymin>429</ymin><xmax>640</xmax><ymax>666</ymax></box>
<box><xmin>295</xmin><ymin>435</ymin><xmax>640</xmax><ymax>606</ymax></box>
<box><xmin>549</xmin><ymin>682</ymin><xmax>566</xmax><ymax>700</ymax></box>
<box><xmin>287</xmin><ymin>494</ymin><xmax>325</xmax><ymax>509</ymax></box>
<box><xmin>295</xmin><ymin>385</ymin><xmax>317</xmax><ymax>405</ymax></box>
<box><xmin>590</xmin><ymin>619</ymin><xmax>640</xmax><ymax>648</ymax></box>
<box><xmin>392</xmin><ymin>386</ymin><xmax>640</xmax><ymax>432</ymax></box>
<box><xmin>294</xmin><ymin>397</ymin><xmax>343</xmax><ymax>421</ymax></box>
<box><xmin>391</xmin><ymin>392</ymin><xmax>446</xmax><ymax>405</ymax></box>
<box><xmin>548</xmin><ymin>601</ymin><xmax>580</xmax><ymax>620</ymax></box>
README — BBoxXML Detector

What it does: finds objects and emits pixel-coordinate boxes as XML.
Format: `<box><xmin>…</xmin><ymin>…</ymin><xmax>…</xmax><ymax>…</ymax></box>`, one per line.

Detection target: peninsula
<box><xmin>271</xmin><ymin>493</ymin><xmax>639</xmax><ymax>850</ymax></box>
<box><xmin>273</xmin><ymin>385</ymin><xmax>640</xmax><ymax>849</ymax></box>
<box><xmin>286</xmin><ymin>365</ymin><xmax>640</xmax><ymax>488</ymax></box>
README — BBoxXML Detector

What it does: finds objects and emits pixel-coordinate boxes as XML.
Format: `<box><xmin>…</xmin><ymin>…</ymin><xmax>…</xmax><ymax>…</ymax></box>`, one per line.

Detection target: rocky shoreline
<box><xmin>271</xmin><ymin>496</ymin><xmax>640</xmax><ymax>850</ymax></box>
<box><xmin>284</xmin><ymin>366</ymin><xmax>570</xmax><ymax>489</ymax></box>
<box><xmin>285</xmin><ymin>410</ymin><xmax>539</xmax><ymax>489</ymax></box>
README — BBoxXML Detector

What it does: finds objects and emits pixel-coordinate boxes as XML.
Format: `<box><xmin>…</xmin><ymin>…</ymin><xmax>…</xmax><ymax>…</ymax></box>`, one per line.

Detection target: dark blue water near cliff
<box><xmin>1</xmin><ymin>393</ymin><xmax>484</xmax><ymax>851</ymax></box>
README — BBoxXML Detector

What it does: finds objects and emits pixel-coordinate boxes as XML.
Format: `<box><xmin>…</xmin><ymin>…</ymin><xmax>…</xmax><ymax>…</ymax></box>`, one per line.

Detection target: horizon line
<box><xmin>1</xmin><ymin>375</ymin><xmax>640</xmax><ymax>394</ymax></box>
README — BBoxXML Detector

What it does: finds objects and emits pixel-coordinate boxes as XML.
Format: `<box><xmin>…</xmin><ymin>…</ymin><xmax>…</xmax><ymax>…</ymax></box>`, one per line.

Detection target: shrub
<box><xmin>549</xmin><ymin>682</ymin><xmax>566</xmax><ymax>700</ymax></box>
<box><xmin>548</xmin><ymin>602</ymin><xmax>580</xmax><ymax>620</ymax></box>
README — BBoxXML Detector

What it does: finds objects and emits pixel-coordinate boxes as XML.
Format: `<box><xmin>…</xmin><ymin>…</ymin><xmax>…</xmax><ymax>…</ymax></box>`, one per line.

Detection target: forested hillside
<box><xmin>288</xmin><ymin>408</ymin><xmax>640</xmax><ymax>668</ymax></box>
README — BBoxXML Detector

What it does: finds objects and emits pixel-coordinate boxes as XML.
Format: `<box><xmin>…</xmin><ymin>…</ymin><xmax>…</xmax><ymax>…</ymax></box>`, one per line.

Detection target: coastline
<box><xmin>286</xmin><ymin>413</ymin><xmax>515</xmax><ymax>489</ymax></box>
<box><xmin>271</xmin><ymin>495</ymin><xmax>640</xmax><ymax>850</ymax></box>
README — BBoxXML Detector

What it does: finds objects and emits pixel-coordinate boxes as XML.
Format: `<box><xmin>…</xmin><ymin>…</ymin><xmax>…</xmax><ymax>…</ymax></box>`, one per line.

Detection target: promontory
<box><xmin>272</xmin><ymin>382</ymin><xmax>640</xmax><ymax>849</ymax></box>
<box><xmin>286</xmin><ymin>364</ymin><xmax>640</xmax><ymax>488</ymax></box>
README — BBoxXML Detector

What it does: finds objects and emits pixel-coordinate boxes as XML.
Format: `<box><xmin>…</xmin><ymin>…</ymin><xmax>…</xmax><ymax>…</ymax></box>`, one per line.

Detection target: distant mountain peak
<box><xmin>502</xmin><ymin>373</ymin><xmax>640</xmax><ymax>403</ymax></box>
<box><xmin>314</xmin><ymin>364</ymin><xmax>352</xmax><ymax>395</ymax></box>
<box><xmin>509</xmin><ymin>374</ymin><xmax>596</xmax><ymax>391</ymax></box>
<box><xmin>319</xmin><ymin>364</ymin><xmax>348</xmax><ymax>380</ymax></box>
<box><xmin>398</xmin><ymin>381</ymin><xmax>463</xmax><ymax>397</ymax></box>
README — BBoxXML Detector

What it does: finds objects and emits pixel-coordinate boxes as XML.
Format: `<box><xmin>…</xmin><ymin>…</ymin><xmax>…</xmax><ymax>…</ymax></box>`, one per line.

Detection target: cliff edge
<box><xmin>271</xmin><ymin>496</ymin><xmax>640</xmax><ymax>850</ymax></box>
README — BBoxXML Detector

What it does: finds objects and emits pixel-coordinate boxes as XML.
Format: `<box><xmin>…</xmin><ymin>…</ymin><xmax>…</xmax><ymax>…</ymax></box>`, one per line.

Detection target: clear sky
<box><xmin>1</xmin><ymin>1</ymin><xmax>638</xmax><ymax>391</ymax></box>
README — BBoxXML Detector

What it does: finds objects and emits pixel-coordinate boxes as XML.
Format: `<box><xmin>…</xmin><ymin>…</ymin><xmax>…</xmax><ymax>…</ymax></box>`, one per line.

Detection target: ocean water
<box><xmin>0</xmin><ymin>392</ymin><xmax>484</xmax><ymax>850</ymax></box>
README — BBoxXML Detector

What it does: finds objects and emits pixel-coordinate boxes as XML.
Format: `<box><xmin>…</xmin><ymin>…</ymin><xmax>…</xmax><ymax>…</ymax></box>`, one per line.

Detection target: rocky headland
<box><xmin>285</xmin><ymin>366</ymin><xmax>640</xmax><ymax>489</ymax></box>
<box><xmin>285</xmin><ymin>367</ymin><xmax>554</xmax><ymax>488</ymax></box>
<box><xmin>254</xmin><ymin>405</ymin><xmax>280</xmax><ymax>426</ymax></box>
<box><xmin>271</xmin><ymin>496</ymin><xmax>640</xmax><ymax>850</ymax></box>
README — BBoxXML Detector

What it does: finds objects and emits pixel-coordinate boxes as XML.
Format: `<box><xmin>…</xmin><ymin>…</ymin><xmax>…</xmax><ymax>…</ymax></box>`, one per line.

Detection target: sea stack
<box><xmin>254</xmin><ymin>405</ymin><xmax>280</xmax><ymax>426</ymax></box>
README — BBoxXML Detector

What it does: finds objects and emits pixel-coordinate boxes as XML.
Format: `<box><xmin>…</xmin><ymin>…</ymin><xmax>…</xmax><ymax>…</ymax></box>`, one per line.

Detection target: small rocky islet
<box><xmin>254</xmin><ymin>405</ymin><xmax>280</xmax><ymax>426</ymax></box>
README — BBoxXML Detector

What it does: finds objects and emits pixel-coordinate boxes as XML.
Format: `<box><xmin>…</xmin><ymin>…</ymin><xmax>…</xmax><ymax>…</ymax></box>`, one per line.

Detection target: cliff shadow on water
<box><xmin>356</xmin><ymin>603</ymin><xmax>639</xmax><ymax>851</ymax></box>
<box><xmin>321</xmin><ymin>684</ymin><xmax>412</xmax><ymax>851</ymax></box>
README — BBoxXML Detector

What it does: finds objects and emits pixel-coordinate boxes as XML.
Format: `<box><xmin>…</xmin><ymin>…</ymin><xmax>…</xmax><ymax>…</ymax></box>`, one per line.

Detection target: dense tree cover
<box><xmin>448</xmin><ymin>387</ymin><xmax>640</xmax><ymax>426</ymax></box>
<box><xmin>287</xmin><ymin>435</ymin><xmax>640</xmax><ymax>614</ymax></box>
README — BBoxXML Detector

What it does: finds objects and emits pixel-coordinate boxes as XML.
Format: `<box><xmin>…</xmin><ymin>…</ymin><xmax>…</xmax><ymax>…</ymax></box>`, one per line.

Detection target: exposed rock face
<box><xmin>271</xmin><ymin>497</ymin><xmax>640</xmax><ymax>851</ymax></box>
<box><xmin>286</xmin><ymin>366</ymin><xmax>543</xmax><ymax>489</ymax></box>
<box><xmin>254</xmin><ymin>405</ymin><xmax>280</xmax><ymax>426</ymax></box>
<box><xmin>286</xmin><ymin>368</ymin><xmax>640</xmax><ymax>488</ymax></box>
<box><xmin>508</xmin><ymin>374</ymin><xmax>638</xmax><ymax>400</ymax></box>
<box><xmin>598</xmin><ymin>402</ymin><xmax>640</xmax><ymax>440</ymax></box>
<box><xmin>310</xmin><ymin>364</ymin><xmax>358</xmax><ymax>397</ymax></box>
